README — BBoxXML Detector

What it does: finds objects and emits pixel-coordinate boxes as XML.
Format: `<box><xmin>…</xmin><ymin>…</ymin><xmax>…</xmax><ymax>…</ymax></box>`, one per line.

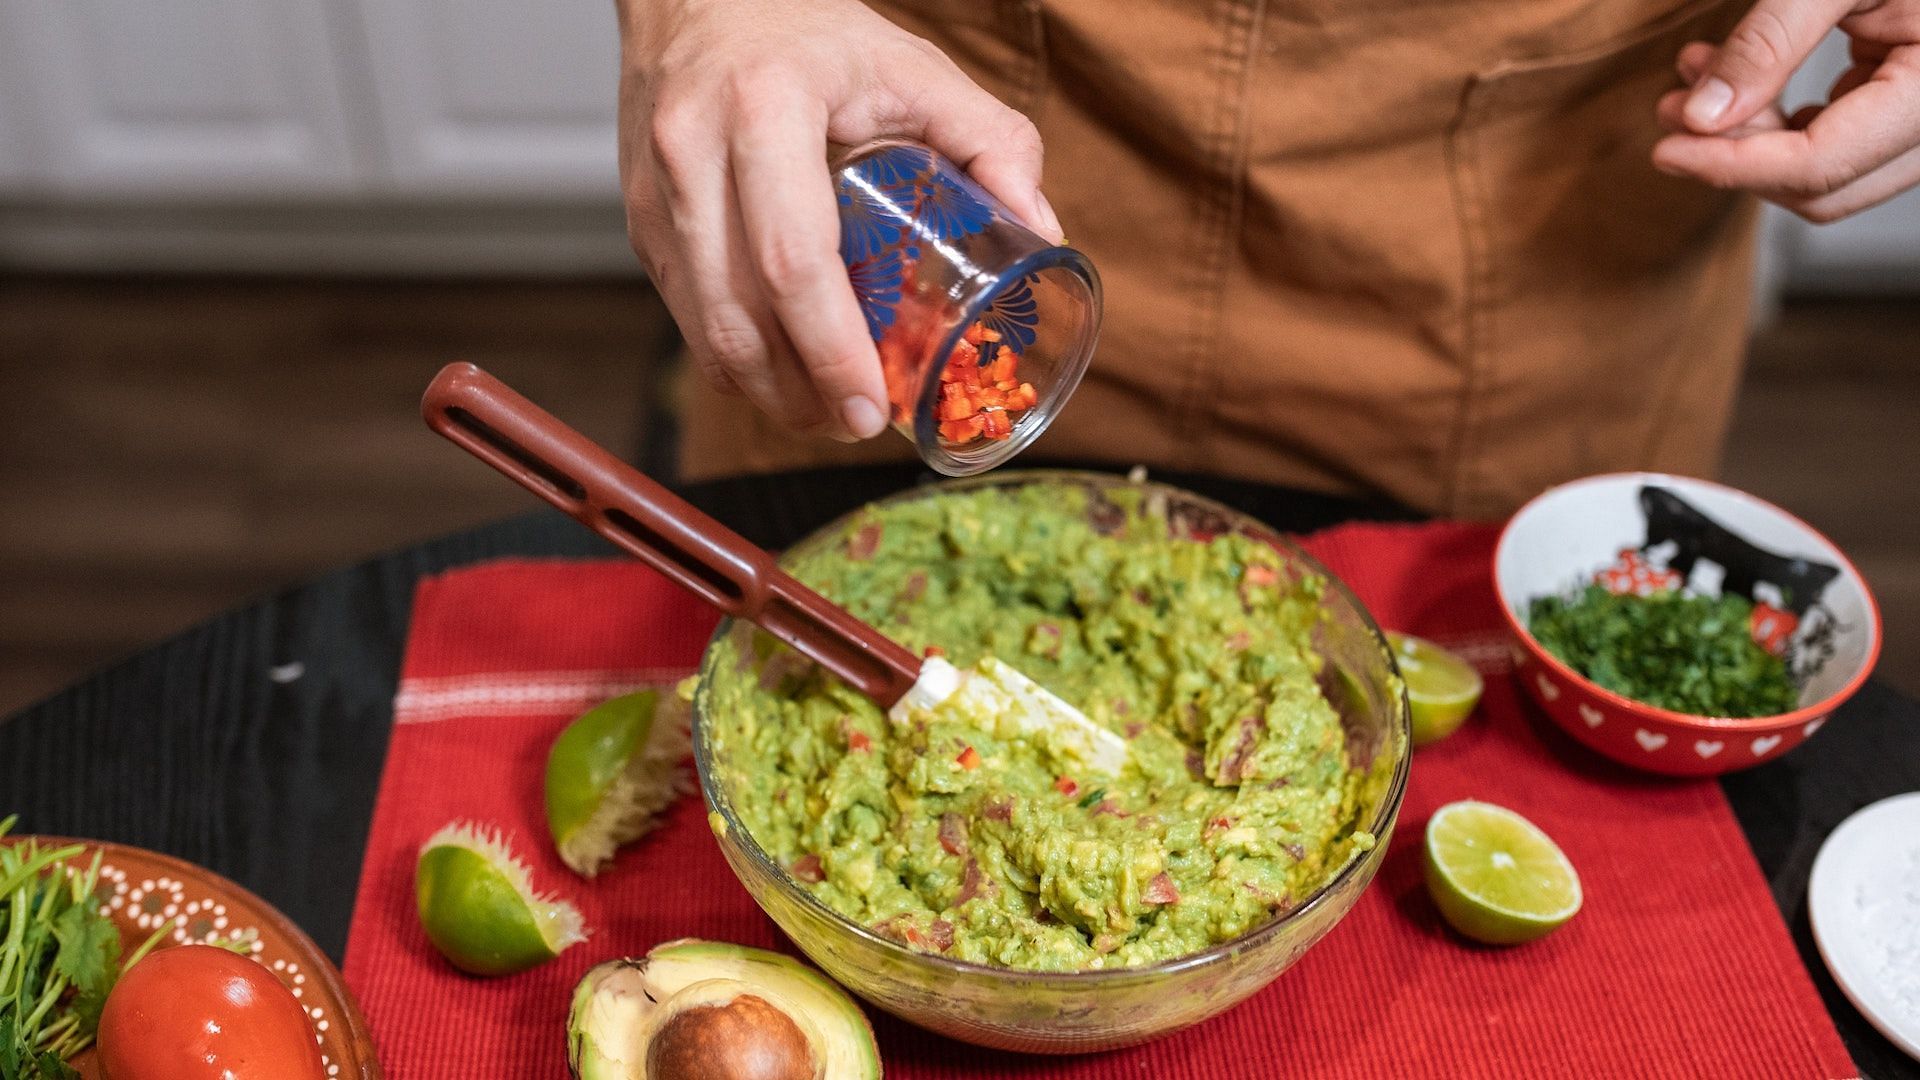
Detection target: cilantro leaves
<box><xmin>1</xmin><ymin>818</ymin><xmax>127</xmax><ymax>1075</ymax></box>
<box><xmin>1527</xmin><ymin>586</ymin><xmax>1799</xmax><ymax>718</ymax></box>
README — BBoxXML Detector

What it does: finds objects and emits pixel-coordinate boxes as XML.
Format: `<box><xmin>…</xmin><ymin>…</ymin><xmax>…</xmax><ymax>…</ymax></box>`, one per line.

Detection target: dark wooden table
<box><xmin>3</xmin><ymin>464</ymin><xmax>1915</xmax><ymax>1077</ymax></box>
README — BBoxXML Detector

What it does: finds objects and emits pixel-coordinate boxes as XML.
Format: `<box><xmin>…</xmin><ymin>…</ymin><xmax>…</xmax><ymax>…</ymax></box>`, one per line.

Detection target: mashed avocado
<box><xmin>703</xmin><ymin>484</ymin><xmax>1374</xmax><ymax>972</ymax></box>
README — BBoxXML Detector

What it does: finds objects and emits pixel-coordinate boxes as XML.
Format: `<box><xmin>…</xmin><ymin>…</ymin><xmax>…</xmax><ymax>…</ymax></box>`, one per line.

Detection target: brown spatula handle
<box><xmin>422</xmin><ymin>362</ymin><xmax>922</xmax><ymax>706</ymax></box>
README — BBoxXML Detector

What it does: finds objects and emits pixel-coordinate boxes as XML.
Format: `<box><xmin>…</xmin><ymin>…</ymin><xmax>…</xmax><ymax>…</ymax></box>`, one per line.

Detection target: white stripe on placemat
<box><xmin>1416</xmin><ymin>633</ymin><xmax>1517</xmax><ymax>675</ymax></box>
<box><xmin>393</xmin><ymin>669</ymin><xmax>695</xmax><ymax>724</ymax></box>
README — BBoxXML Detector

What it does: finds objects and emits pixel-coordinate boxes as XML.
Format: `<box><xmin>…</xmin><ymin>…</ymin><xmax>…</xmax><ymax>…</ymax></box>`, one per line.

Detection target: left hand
<box><xmin>1653</xmin><ymin>0</ymin><xmax>1920</xmax><ymax>222</ymax></box>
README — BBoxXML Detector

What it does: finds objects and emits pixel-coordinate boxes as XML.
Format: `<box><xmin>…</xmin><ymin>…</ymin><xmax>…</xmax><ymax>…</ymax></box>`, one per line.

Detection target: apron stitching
<box><xmin>1008</xmin><ymin>0</ymin><xmax>1049</xmax><ymax>123</ymax></box>
<box><xmin>1173</xmin><ymin>0</ymin><xmax>1261</xmax><ymax>467</ymax></box>
<box><xmin>1440</xmin><ymin>76</ymin><xmax>1500</xmax><ymax>517</ymax></box>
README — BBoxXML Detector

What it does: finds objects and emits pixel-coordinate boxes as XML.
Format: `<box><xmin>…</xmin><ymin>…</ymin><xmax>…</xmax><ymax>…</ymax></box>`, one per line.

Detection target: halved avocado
<box><xmin>567</xmin><ymin>939</ymin><xmax>882</xmax><ymax>1079</ymax></box>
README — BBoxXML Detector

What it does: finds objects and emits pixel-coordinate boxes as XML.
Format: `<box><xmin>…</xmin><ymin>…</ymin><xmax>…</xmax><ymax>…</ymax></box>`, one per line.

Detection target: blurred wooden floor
<box><xmin>0</xmin><ymin>277</ymin><xmax>1913</xmax><ymax>715</ymax></box>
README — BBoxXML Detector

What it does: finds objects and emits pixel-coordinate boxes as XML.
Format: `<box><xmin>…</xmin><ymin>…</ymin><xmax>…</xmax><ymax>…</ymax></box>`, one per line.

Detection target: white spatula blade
<box><xmin>889</xmin><ymin>657</ymin><xmax>1127</xmax><ymax>776</ymax></box>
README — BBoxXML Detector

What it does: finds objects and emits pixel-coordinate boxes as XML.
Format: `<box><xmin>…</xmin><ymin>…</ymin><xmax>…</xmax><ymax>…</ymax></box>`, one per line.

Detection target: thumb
<box><xmin>1685</xmin><ymin>0</ymin><xmax>1852</xmax><ymax>133</ymax></box>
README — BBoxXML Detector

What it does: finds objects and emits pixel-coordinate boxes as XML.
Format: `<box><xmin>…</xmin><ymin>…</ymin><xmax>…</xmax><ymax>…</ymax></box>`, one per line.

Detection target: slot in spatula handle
<box><xmin>422</xmin><ymin>361</ymin><xmax>922</xmax><ymax>706</ymax></box>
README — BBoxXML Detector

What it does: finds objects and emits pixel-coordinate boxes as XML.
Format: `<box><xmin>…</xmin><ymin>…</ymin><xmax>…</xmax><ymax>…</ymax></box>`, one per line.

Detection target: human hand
<box><xmin>1652</xmin><ymin>0</ymin><xmax>1920</xmax><ymax>222</ymax></box>
<box><xmin>616</xmin><ymin>0</ymin><xmax>1061</xmax><ymax>440</ymax></box>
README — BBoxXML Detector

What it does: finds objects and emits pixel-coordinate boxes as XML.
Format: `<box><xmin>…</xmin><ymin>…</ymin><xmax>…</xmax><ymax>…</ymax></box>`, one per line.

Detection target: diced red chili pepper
<box><xmin>927</xmin><ymin>919</ymin><xmax>955</xmax><ymax>951</ymax></box>
<box><xmin>955</xmin><ymin>745</ymin><xmax>981</xmax><ymax>771</ymax></box>
<box><xmin>983</xmin><ymin>795</ymin><xmax>1015</xmax><ymax>821</ymax></box>
<box><xmin>847</xmin><ymin>522</ymin><xmax>883</xmax><ymax>560</ymax></box>
<box><xmin>1143</xmin><ymin>872</ymin><xmax>1181</xmax><ymax>905</ymax></box>
<box><xmin>955</xmin><ymin>858</ymin><xmax>996</xmax><ymax>905</ymax></box>
<box><xmin>936</xmin><ymin>320</ymin><xmax>1038</xmax><ymax>446</ymax></box>
<box><xmin>847</xmin><ymin>730</ymin><xmax>871</xmax><ymax>753</ymax></box>
<box><xmin>1245</xmin><ymin>564</ymin><xmax>1279</xmax><ymax>586</ymax></box>
<box><xmin>1053</xmin><ymin>776</ymin><xmax>1079</xmax><ymax>796</ymax></box>
<box><xmin>939</xmin><ymin>416</ymin><xmax>986</xmax><ymax>443</ymax></box>
<box><xmin>949</xmin><ymin>337</ymin><xmax>980</xmax><ymax>371</ymax></box>
<box><xmin>939</xmin><ymin>812</ymin><xmax>969</xmax><ymax>857</ymax></box>
<box><xmin>791</xmin><ymin>854</ymin><xmax>825</xmax><ymax>883</ymax></box>
<box><xmin>1751</xmin><ymin>601</ymin><xmax>1799</xmax><ymax>655</ymax></box>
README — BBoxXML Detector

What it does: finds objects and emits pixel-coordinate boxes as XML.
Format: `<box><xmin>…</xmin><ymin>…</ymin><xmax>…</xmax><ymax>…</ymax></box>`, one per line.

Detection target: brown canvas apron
<box><xmin>677</xmin><ymin>0</ymin><xmax>1757</xmax><ymax>519</ymax></box>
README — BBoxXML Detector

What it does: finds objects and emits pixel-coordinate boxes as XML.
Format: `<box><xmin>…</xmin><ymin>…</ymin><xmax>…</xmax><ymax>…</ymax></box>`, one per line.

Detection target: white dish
<box><xmin>1810</xmin><ymin>792</ymin><xmax>1920</xmax><ymax>1063</ymax></box>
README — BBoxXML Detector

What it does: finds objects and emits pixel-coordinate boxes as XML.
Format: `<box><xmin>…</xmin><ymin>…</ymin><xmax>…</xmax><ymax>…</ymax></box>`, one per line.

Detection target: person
<box><xmin>614</xmin><ymin>0</ymin><xmax>1920</xmax><ymax>517</ymax></box>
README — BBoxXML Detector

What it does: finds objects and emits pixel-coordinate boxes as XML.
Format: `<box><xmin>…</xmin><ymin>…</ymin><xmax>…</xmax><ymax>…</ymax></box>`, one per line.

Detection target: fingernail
<box><xmin>1685</xmin><ymin>77</ymin><xmax>1733</xmax><ymax>128</ymax></box>
<box><xmin>842</xmin><ymin>395</ymin><xmax>886</xmax><ymax>439</ymax></box>
<box><xmin>1033</xmin><ymin>191</ymin><xmax>1065</xmax><ymax>244</ymax></box>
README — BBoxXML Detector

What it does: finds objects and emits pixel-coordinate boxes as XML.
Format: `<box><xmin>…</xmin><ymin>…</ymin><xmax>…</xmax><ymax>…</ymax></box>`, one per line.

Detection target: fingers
<box><xmin>696</xmin><ymin>185</ymin><xmax>839</xmax><ymax>436</ymax></box>
<box><xmin>1677</xmin><ymin>41</ymin><xmax>1718</xmax><ymax>84</ymax></box>
<box><xmin>1682</xmin><ymin>0</ymin><xmax>1859</xmax><ymax>132</ymax></box>
<box><xmin>1654</xmin><ymin>61</ymin><xmax>1920</xmax><ymax>198</ymax></box>
<box><xmin>731</xmin><ymin>84</ymin><xmax>890</xmax><ymax>439</ymax></box>
<box><xmin>898</xmin><ymin>57</ymin><xmax>1063</xmax><ymax>242</ymax></box>
<box><xmin>641</xmin><ymin>97</ymin><xmax>838</xmax><ymax>435</ymax></box>
<box><xmin>1831</xmin><ymin>62</ymin><xmax>1877</xmax><ymax>99</ymax></box>
<box><xmin>1657</xmin><ymin>85</ymin><xmax>1787</xmax><ymax>134</ymax></box>
<box><xmin>1782</xmin><ymin>139</ymin><xmax>1920</xmax><ymax>220</ymax></box>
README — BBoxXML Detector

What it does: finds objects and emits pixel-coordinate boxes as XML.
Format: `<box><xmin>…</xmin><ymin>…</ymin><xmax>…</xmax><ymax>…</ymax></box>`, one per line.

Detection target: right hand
<box><xmin>616</xmin><ymin>0</ymin><xmax>1063</xmax><ymax>441</ymax></box>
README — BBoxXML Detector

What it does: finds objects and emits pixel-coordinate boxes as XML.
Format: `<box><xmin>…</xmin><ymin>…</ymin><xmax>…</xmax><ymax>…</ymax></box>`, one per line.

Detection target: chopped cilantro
<box><xmin>1527</xmin><ymin>586</ymin><xmax>1799</xmax><ymax>718</ymax></box>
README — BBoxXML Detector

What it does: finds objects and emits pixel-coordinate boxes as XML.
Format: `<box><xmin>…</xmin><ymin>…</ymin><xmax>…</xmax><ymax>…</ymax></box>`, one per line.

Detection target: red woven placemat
<box><xmin>342</xmin><ymin>522</ymin><xmax>1857</xmax><ymax>1078</ymax></box>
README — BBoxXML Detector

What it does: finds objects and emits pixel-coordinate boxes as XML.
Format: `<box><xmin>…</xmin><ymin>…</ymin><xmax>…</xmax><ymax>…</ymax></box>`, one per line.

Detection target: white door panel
<box><xmin>351</xmin><ymin>0</ymin><xmax>621</xmax><ymax>197</ymax></box>
<box><xmin>0</xmin><ymin>0</ymin><xmax>361</xmax><ymax>196</ymax></box>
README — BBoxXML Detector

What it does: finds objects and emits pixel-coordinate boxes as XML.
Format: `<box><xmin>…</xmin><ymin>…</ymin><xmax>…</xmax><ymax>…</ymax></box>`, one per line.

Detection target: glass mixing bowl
<box><xmin>690</xmin><ymin>470</ymin><xmax>1410</xmax><ymax>1053</ymax></box>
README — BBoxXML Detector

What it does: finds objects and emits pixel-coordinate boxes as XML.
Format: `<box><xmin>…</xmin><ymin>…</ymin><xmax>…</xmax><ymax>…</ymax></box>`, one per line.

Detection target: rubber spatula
<box><xmin>422</xmin><ymin>362</ymin><xmax>1126</xmax><ymax>776</ymax></box>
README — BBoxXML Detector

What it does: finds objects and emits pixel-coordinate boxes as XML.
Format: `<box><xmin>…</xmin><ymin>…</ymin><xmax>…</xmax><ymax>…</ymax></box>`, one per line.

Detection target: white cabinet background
<box><xmin>354</xmin><ymin>0</ymin><xmax>620</xmax><ymax>196</ymax></box>
<box><xmin>0</xmin><ymin>0</ymin><xmax>364</xmax><ymax>196</ymax></box>
<box><xmin>0</xmin><ymin>4</ymin><xmax>1915</xmax><ymax>288</ymax></box>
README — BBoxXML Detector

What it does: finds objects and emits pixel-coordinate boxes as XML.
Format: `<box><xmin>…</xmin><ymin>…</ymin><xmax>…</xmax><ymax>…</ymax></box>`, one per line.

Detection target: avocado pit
<box><xmin>647</xmin><ymin>989</ymin><xmax>815</xmax><ymax>1080</ymax></box>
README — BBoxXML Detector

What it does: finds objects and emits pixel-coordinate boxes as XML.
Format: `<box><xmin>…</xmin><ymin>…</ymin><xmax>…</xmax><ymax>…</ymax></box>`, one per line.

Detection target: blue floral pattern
<box><xmin>909</xmin><ymin>175</ymin><xmax>993</xmax><ymax>243</ymax></box>
<box><xmin>847</xmin><ymin>249</ymin><xmax>904</xmax><ymax>342</ymax></box>
<box><xmin>836</xmin><ymin>144</ymin><xmax>1009</xmax><ymax>342</ymax></box>
<box><xmin>837</xmin><ymin>184</ymin><xmax>905</xmax><ymax>264</ymax></box>
<box><xmin>979</xmin><ymin>273</ymin><xmax>1040</xmax><ymax>353</ymax></box>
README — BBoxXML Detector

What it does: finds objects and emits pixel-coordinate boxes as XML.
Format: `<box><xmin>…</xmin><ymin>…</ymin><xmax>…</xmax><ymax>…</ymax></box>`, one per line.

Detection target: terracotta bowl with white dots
<box><xmin>1495</xmin><ymin>473</ymin><xmax>1880</xmax><ymax>778</ymax></box>
<box><xmin>5</xmin><ymin>836</ymin><xmax>379</xmax><ymax>1078</ymax></box>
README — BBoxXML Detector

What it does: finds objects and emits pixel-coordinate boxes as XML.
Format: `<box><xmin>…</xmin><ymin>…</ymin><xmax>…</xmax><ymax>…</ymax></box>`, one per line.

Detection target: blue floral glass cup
<box><xmin>833</xmin><ymin>138</ymin><xmax>1101</xmax><ymax>476</ymax></box>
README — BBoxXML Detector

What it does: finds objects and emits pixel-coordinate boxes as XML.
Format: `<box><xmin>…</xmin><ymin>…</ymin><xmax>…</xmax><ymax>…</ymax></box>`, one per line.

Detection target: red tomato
<box><xmin>97</xmin><ymin>945</ymin><xmax>326</xmax><ymax>1080</ymax></box>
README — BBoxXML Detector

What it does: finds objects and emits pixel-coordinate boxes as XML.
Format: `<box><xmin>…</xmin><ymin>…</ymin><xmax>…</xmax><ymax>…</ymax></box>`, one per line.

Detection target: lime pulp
<box><xmin>1424</xmin><ymin>800</ymin><xmax>1581</xmax><ymax>945</ymax></box>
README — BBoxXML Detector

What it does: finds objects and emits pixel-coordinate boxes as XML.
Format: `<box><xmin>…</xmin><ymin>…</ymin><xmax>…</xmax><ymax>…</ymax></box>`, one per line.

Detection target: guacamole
<box><xmin>703</xmin><ymin>485</ymin><xmax>1374</xmax><ymax>972</ymax></box>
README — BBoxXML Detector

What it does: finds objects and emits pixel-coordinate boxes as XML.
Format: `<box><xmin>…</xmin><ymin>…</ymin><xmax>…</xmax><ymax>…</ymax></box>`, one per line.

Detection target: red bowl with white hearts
<box><xmin>1494</xmin><ymin>473</ymin><xmax>1880</xmax><ymax>777</ymax></box>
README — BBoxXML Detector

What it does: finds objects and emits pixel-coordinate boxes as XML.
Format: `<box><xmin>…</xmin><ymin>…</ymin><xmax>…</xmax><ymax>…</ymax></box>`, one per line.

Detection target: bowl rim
<box><xmin>691</xmin><ymin>467</ymin><xmax>1411</xmax><ymax>986</ymax></box>
<box><xmin>1493</xmin><ymin>471</ymin><xmax>1882</xmax><ymax>731</ymax></box>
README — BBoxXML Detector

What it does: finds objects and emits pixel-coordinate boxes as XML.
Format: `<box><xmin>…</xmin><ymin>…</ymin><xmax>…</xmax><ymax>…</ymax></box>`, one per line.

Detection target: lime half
<box><xmin>1389</xmin><ymin>632</ymin><xmax>1484</xmax><ymax>746</ymax></box>
<box><xmin>417</xmin><ymin>821</ymin><xmax>587</xmax><ymax>976</ymax></box>
<box><xmin>1424</xmin><ymin>800</ymin><xmax>1581</xmax><ymax>945</ymax></box>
